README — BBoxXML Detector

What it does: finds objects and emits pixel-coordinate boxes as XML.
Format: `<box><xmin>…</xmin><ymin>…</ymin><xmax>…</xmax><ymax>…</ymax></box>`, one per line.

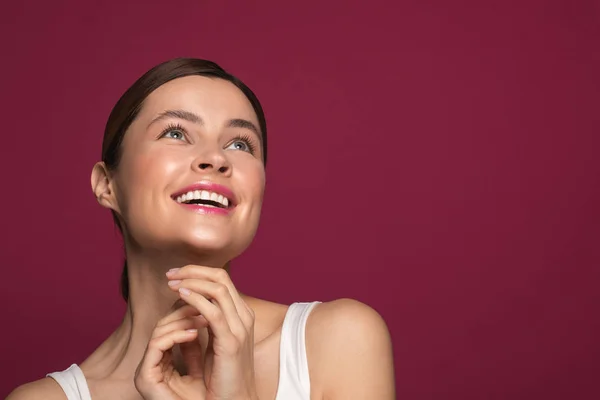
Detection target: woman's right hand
<box><xmin>134</xmin><ymin>304</ymin><xmax>208</xmax><ymax>400</ymax></box>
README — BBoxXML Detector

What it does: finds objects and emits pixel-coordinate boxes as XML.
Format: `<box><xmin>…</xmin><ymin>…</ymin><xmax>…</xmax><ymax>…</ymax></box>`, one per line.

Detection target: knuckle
<box><xmin>215</xmin><ymin>284</ymin><xmax>228</xmax><ymax>297</ymax></box>
<box><xmin>215</xmin><ymin>268</ymin><xmax>229</xmax><ymax>282</ymax></box>
<box><xmin>180</xmin><ymin>264</ymin><xmax>194</xmax><ymax>275</ymax></box>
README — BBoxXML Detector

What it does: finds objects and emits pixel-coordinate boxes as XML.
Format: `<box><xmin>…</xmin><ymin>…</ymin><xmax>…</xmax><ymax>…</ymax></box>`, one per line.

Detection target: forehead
<box><xmin>139</xmin><ymin>75</ymin><xmax>258</xmax><ymax>124</ymax></box>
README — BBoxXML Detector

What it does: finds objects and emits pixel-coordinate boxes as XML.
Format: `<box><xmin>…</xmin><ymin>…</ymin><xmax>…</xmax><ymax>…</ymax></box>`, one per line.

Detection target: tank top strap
<box><xmin>47</xmin><ymin>364</ymin><xmax>92</xmax><ymax>400</ymax></box>
<box><xmin>276</xmin><ymin>301</ymin><xmax>321</xmax><ymax>400</ymax></box>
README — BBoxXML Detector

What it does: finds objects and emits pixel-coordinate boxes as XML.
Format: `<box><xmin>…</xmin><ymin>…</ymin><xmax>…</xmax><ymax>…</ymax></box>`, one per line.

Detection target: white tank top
<box><xmin>47</xmin><ymin>301</ymin><xmax>320</xmax><ymax>400</ymax></box>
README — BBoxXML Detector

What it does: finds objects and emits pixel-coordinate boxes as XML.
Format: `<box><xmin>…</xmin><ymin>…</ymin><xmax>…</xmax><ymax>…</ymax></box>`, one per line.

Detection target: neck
<box><xmin>85</xmin><ymin>249</ymin><xmax>230</xmax><ymax>380</ymax></box>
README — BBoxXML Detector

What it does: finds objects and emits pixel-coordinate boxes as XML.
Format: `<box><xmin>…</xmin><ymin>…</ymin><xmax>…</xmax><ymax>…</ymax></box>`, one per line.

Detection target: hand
<box><xmin>136</xmin><ymin>265</ymin><xmax>259</xmax><ymax>400</ymax></box>
<box><xmin>134</xmin><ymin>303</ymin><xmax>209</xmax><ymax>400</ymax></box>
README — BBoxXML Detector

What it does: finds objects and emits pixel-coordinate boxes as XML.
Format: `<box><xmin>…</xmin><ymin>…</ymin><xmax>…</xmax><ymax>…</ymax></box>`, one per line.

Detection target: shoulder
<box><xmin>307</xmin><ymin>298</ymin><xmax>392</xmax><ymax>345</ymax></box>
<box><xmin>6</xmin><ymin>377</ymin><xmax>66</xmax><ymax>400</ymax></box>
<box><xmin>306</xmin><ymin>298</ymin><xmax>396</xmax><ymax>399</ymax></box>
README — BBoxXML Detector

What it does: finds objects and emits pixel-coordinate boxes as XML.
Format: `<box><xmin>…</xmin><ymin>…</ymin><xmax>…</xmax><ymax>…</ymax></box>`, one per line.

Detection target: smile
<box><xmin>171</xmin><ymin>182</ymin><xmax>237</xmax><ymax>215</ymax></box>
<box><xmin>176</xmin><ymin>190</ymin><xmax>230</xmax><ymax>209</ymax></box>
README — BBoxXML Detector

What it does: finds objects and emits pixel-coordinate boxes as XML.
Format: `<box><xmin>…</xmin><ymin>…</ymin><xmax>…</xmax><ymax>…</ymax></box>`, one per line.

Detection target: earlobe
<box><xmin>91</xmin><ymin>162</ymin><xmax>119</xmax><ymax>212</ymax></box>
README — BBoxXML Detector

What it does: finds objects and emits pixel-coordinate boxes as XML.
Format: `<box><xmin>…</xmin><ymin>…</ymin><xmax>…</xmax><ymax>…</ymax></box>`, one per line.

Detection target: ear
<box><xmin>91</xmin><ymin>162</ymin><xmax>121</xmax><ymax>213</ymax></box>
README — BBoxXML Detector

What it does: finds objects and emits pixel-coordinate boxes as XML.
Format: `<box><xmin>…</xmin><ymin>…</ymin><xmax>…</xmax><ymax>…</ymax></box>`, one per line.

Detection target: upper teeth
<box><xmin>176</xmin><ymin>190</ymin><xmax>230</xmax><ymax>207</ymax></box>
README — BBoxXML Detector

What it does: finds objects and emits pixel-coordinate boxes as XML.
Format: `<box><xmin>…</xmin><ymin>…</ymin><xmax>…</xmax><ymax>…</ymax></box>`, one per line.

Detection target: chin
<box><xmin>125</xmin><ymin>218</ymin><xmax>257</xmax><ymax>263</ymax></box>
<box><xmin>176</xmin><ymin>231</ymin><xmax>253</xmax><ymax>262</ymax></box>
<box><xmin>172</xmin><ymin>242</ymin><xmax>243</xmax><ymax>266</ymax></box>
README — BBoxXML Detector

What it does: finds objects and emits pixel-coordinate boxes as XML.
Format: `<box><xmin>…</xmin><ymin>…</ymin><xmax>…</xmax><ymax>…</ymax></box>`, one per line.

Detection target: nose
<box><xmin>191</xmin><ymin>149</ymin><xmax>231</xmax><ymax>175</ymax></box>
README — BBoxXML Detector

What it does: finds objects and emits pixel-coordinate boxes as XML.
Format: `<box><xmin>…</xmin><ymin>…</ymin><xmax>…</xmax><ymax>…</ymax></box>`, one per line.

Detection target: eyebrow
<box><xmin>148</xmin><ymin>109</ymin><xmax>203</xmax><ymax>127</ymax></box>
<box><xmin>148</xmin><ymin>109</ymin><xmax>262</xmax><ymax>138</ymax></box>
<box><xmin>227</xmin><ymin>118</ymin><xmax>261</xmax><ymax>138</ymax></box>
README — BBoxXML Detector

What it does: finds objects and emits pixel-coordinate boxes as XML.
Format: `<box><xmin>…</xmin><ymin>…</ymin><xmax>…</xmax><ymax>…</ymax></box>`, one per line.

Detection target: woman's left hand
<box><xmin>165</xmin><ymin>265</ymin><xmax>259</xmax><ymax>400</ymax></box>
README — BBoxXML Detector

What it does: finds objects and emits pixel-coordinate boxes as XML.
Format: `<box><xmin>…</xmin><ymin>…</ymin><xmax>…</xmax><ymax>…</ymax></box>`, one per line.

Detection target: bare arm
<box><xmin>5</xmin><ymin>378</ymin><xmax>67</xmax><ymax>400</ymax></box>
<box><xmin>307</xmin><ymin>299</ymin><xmax>396</xmax><ymax>400</ymax></box>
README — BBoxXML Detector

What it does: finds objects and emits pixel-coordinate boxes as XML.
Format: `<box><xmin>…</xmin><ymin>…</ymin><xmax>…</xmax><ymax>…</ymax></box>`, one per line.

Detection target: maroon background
<box><xmin>1</xmin><ymin>1</ymin><xmax>598</xmax><ymax>398</ymax></box>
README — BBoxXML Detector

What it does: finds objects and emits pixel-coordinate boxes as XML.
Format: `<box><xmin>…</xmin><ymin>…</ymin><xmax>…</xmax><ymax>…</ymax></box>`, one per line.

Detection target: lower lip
<box><xmin>176</xmin><ymin>202</ymin><xmax>233</xmax><ymax>215</ymax></box>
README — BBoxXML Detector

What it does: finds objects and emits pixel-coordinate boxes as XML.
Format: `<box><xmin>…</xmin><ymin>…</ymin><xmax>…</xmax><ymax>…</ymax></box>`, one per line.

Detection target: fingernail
<box><xmin>166</xmin><ymin>268</ymin><xmax>180</xmax><ymax>277</ymax></box>
<box><xmin>167</xmin><ymin>280</ymin><xmax>181</xmax><ymax>287</ymax></box>
<box><xmin>186</xmin><ymin>329</ymin><xmax>198</xmax><ymax>334</ymax></box>
<box><xmin>179</xmin><ymin>287</ymin><xmax>192</xmax><ymax>296</ymax></box>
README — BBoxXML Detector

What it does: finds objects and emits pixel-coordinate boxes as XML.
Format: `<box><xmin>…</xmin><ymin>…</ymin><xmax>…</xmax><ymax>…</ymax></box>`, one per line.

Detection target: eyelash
<box><xmin>159</xmin><ymin>123</ymin><xmax>258</xmax><ymax>155</ymax></box>
<box><xmin>159</xmin><ymin>123</ymin><xmax>187</xmax><ymax>140</ymax></box>
<box><xmin>232</xmin><ymin>133</ymin><xmax>258</xmax><ymax>155</ymax></box>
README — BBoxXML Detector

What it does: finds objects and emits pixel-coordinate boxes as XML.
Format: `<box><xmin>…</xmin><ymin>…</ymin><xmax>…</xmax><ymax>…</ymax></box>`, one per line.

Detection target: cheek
<box><xmin>129</xmin><ymin>147</ymin><xmax>185</xmax><ymax>180</ymax></box>
<box><xmin>116</xmin><ymin>151</ymin><xmax>186</xmax><ymax>209</ymax></box>
<box><xmin>137</xmin><ymin>151</ymin><xmax>182</xmax><ymax>179</ymax></box>
<box><xmin>240</xmin><ymin>161</ymin><xmax>266</xmax><ymax>200</ymax></box>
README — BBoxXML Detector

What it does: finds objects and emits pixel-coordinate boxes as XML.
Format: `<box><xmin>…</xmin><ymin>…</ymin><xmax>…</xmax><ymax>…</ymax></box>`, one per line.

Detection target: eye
<box><xmin>226</xmin><ymin>135</ymin><xmax>257</xmax><ymax>154</ymax></box>
<box><xmin>159</xmin><ymin>123</ymin><xmax>187</xmax><ymax>141</ymax></box>
<box><xmin>228</xmin><ymin>140</ymin><xmax>250</xmax><ymax>152</ymax></box>
<box><xmin>164</xmin><ymin>130</ymin><xmax>184</xmax><ymax>140</ymax></box>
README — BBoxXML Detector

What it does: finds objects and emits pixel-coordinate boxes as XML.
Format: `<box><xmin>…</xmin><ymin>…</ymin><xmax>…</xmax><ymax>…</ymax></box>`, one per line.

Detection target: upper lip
<box><xmin>171</xmin><ymin>181</ymin><xmax>237</xmax><ymax>206</ymax></box>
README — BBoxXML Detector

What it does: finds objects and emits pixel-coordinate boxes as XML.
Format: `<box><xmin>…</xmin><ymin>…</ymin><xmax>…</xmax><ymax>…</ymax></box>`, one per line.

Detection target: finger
<box><xmin>168</xmin><ymin>279</ymin><xmax>247</xmax><ymax>338</ymax></box>
<box><xmin>152</xmin><ymin>317</ymin><xmax>199</xmax><ymax>339</ymax></box>
<box><xmin>177</xmin><ymin>289</ymin><xmax>240</xmax><ymax>348</ymax></box>
<box><xmin>179</xmin><ymin>337</ymin><xmax>204</xmax><ymax>378</ymax></box>
<box><xmin>156</xmin><ymin>304</ymin><xmax>200</xmax><ymax>328</ymax></box>
<box><xmin>139</xmin><ymin>329</ymin><xmax>199</xmax><ymax>374</ymax></box>
<box><xmin>168</xmin><ymin>266</ymin><xmax>243</xmax><ymax>306</ymax></box>
<box><xmin>167</xmin><ymin>266</ymin><xmax>254</xmax><ymax>329</ymax></box>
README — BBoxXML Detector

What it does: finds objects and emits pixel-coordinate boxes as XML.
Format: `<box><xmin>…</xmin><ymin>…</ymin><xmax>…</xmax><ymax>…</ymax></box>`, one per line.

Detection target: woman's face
<box><xmin>101</xmin><ymin>76</ymin><xmax>265</xmax><ymax>261</ymax></box>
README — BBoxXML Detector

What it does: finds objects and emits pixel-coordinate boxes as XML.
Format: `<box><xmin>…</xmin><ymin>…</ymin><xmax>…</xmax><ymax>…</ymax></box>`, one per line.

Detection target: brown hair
<box><xmin>101</xmin><ymin>58</ymin><xmax>268</xmax><ymax>301</ymax></box>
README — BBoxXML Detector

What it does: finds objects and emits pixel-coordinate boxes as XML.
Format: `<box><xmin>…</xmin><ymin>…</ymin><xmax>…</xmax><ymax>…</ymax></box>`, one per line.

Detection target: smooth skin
<box><xmin>7</xmin><ymin>76</ymin><xmax>395</xmax><ymax>400</ymax></box>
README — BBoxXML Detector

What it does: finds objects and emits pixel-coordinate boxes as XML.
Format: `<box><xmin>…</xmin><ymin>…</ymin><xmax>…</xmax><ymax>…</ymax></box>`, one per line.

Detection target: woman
<box><xmin>7</xmin><ymin>58</ymin><xmax>395</xmax><ymax>400</ymax></box>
